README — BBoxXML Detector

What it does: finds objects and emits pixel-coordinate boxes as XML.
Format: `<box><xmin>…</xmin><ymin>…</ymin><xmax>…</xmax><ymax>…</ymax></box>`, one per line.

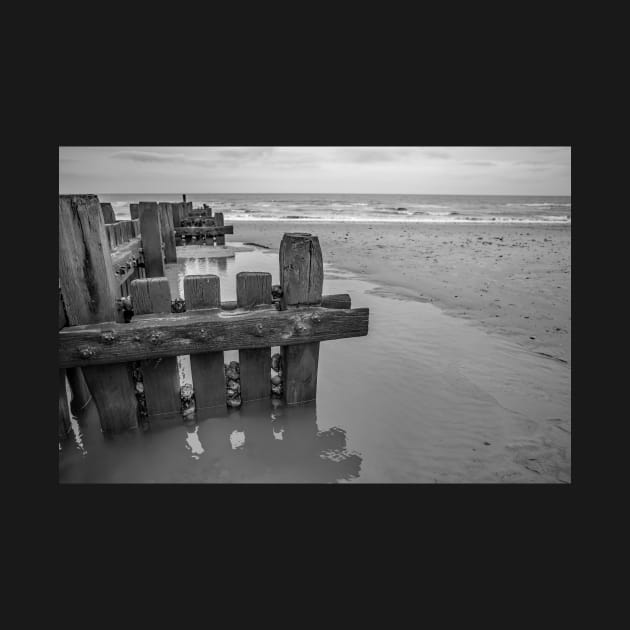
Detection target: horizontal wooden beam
<box><xmin>110</xmin><ymin>236</ymin><xmax>142</xmax><ymax>268</ymax></box>
<box><xmin>174</xmin><ymin>226</ymin><xmax>233</xmax><ymax>236</ymax></box>
<box><xmin>59</xmin><ymin>306</ymin><xmax>369</xmax><ymax>368</ymax></box>
<box><xmin>219</xmin><ymin>293</ymin><xmax>351</xmax><ymax>311</ymax></box>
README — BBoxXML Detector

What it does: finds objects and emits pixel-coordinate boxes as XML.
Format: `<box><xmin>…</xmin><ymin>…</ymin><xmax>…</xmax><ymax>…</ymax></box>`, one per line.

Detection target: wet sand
<box><xmin>59</xmin><ymin>243</ymin><xmax>571</xmax><ymax>483</ymax></box>
<box><xmin>228</xmin><ymin>221</ymin><xmax>571</xmax><ymax>365</ymax></box>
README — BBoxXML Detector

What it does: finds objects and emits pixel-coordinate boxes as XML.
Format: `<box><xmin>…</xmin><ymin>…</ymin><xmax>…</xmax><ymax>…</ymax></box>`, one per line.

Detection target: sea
<box><xmin>99</xmin><ymin>193</ymin><xmax>571</xmax><ymax>225</ymax></box>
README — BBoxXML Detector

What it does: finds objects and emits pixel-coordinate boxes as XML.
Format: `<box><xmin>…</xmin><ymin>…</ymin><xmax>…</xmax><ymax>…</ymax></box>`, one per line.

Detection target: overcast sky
<box><xmin>59</xmin><ymin>146</ymin><xmax>571</xmax><ymax>195</ymax></box>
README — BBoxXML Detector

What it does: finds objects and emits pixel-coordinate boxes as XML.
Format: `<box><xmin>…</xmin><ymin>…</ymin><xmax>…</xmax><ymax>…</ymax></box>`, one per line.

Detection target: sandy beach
<box><xmin>227</xmin><ymin>221</ymin><xmax>571</xmax><ymax>365</ymax></box>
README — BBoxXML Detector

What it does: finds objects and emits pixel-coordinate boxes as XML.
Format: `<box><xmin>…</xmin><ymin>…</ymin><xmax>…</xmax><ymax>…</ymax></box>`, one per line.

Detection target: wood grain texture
<box><xmin>170</xmin><ymin>202</ymin><xmax>182</xmax><ymax>227</ymax></box>
<box><xmin>138</xmin><ymin>202</ymin><xmax>165</xmax><ymax>277</ymax></box>
<box><xmin>59</xmin><ymin>307</ymin><xmax>369</xmax><ymax>368</ymax></box>
<box><xmin>59</xmin><ymin>195</ymin><xmax>137</xmax><ymax>431</ymax></box>
<box><xmin>220</xmin><ymin>293</ymin><xmax>350</xmax><ymax>311</ymax></box>
<box><xmin>279</xmin><ymin>233</ymin><xmax>324</xmax><ymax>404</ymax></box>
<box><xmin>279</xmin><ymin>233</ymin><xmax>324</xmax><ymax>308</ymax></box>
<box><xmin>110</xmin><ymin>236</ymin><xmax>141</xmax><ymax>268</ymax></box>
<box><xmin>158</xmin><ymin>203</ymin><xmax>177</xmax><ymax>263</ymax></box>
<box><xmin>236</xmin><ymin>272</ymin><xmax>271</xmax><ymax>402</ymax></box>
<box><xmin>58</xmin><ymin>195</ymin><xmax>119</xmax><ymax>327</ymax></box>
<box><xmin>100</xmin><ymin>202</ymin><xmax>116</xmax><ymax>223</ymax></box>
<box><xmin>130</xmin><ymin>277</ymin><xmax>181</xmax><ymax>416</ymax></box>
<box><xmin>184</xmin><ymin>275</ymin><xmax>226</xmax><ymax>409</ymax></box>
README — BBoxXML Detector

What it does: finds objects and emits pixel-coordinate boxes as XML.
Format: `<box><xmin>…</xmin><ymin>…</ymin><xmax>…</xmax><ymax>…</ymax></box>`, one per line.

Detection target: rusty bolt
<box><xmin>255</xmin><ymin>323</ymin><xmax>264</xmax><ymax>336</ymax></box>
<box><xmin>79</xmin><ymin>347</ymin><xmax>94</xmax><ymax>359</ymax></box>
<box><xmin>312</xmin><ymin>313</ymin><xmax>321</xmax><ymax>323</ymax></box>
<box><xmin>150</xmin><ymin>332</ymin><xmax>162</xmax><ymax>344</ymax></box>
<box><xmin>101</xmin><ymin>331</ymin><xmax>115</xmax><ymax>344</ymax></box>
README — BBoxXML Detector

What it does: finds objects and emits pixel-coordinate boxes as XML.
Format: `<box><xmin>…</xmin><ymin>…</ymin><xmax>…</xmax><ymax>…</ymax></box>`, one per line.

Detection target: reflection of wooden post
<box><xmin>58</xmin><ymin>195</ymin><xmax>137</xmax><ymax>432</ymax></box>
<box><xmin>131</xmin><ymin>278</ymin><xmax>181</xmax><ymax>416</ymax></box>
<box><xmin>184</xmin><ymin>275</ymin><xmax>226</xmax><ymax>409</ymax></box>
<box><xmin>138</xmin><ymin>202</ymin><xmax>165</xmax><ymax>277</ymax></box>
<box><xmin>158</xmin><ymin>203</ymin><xmax>177</xmax><ymax>263</ymax></box>
<box><xmin>59</xmin><ymin>369</ymin><xmax>71</xmax><ymax>440</ymax></box>
<box><xmin>237</xmin><ymin>272</ymin><xmax>272</xmax><ymax>402</ymax></box>
<box><xmin>67</xmin><ymin>367</ymin><xmax>92</xmax><ymax>414</ymax></box>
<box><xmin>279</xmin><ymin>233</ymin><xmax>324</xmax><ymax>404</ymax></box>
<box><xmin>215</xmin><ymin>212</ymin><xmax>225</xmax><ymax>245</ymax></box>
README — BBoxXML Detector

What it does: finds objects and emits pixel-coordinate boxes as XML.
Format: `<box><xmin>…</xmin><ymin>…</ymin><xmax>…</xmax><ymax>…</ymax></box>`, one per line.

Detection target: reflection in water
<box><xmin>185</xmin><ymin>400</ymin><xmax>362</xmax><ymax>483</ymax></box>
<box><xmin>59</xmin><ymin>396</ymin><xmax>363</xmax><ymax>483</ymax></box>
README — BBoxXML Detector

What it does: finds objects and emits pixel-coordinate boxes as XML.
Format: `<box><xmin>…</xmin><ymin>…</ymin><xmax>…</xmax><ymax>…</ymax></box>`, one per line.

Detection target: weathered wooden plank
<box><xmin>105</xmin><ymin>224</ymin><xmax>116</xmax><ymax>250</ymax></box>
<box><xmin>174</xmin><ymin>226</ymin><xmax>233</xmax><ymax>236</ymax></box>
<box><xmin>132</xmin><ymin>218</ymin><xmax>140</xmax><ymax>236</ymax></box>
<box><xmin>184</xmin><ymin>275</ymin><xmax>226</xmax><ymax>409</ymax></box>
<box><xmin>158</xmin><ymin>203</ymin><xmax>177</xmax><ymax>263</ymax></box>
<box><xmin>130</xmin><ymin>203</ymin><xmax>139</xmax><ymax>220</ymax></box>
<box><xmin>279</xmin><ymin>233</ymin><xmax>324</xmax><ymax>404</ymax></box>
<box><xmin>110</xmin><ymin>236</ymin><xmax>141</xmax><ymax>267</ymax></box>
<box><xmin>130</xmin><ymin>278</ymin><xmax>181</xmax><ymax>416</ymax></box>
<box><xmin>58</xmin><ymin>194</ymin><xmax>138</xmax><ymax>432</ymax></box>
<box><xmin>100</xmin><ymin>202</ymin><xmax>116</xmax><ymax>223</ymax></box>
<box><xmin>170</xmin><ymin>202</ymin><xmax>182</xmax><ymax>228</ymax></box>
<box><xmin>59</xmin><ymin>306</ymin><xmax>369</xmax><ymax>368</ymax></box>
<box><xmin>138</xmin><ymin>202</ymin><xmax>165</xmax><ymax>277</ymax></box>
<box><xmin>237</xmin><ymin>272</ymin><xmax>272</xmax><ymax>402</ymax></box>
<box><xmin>221</xmin><ymin>293</ymin><xmax>350</xmax><ymax>311</ymax></box>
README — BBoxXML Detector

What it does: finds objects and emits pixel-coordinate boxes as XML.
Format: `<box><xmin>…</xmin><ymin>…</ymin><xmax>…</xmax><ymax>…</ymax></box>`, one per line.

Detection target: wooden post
<box><xmin>130</xmin><ymin>203</ymin><xmax>139</xmax><ymax>220</ymax></box>
<box><xmin>184</xmin><ymin>275</ymin><xmax>226</xmax><ymax>409</ymax></box>
<box><xmin>58</xmin><ymin>194</ymin><xmax>138</xmax><ymax>432</ymax></box>
<box><xmin>215</xmin><ymin>212</ymin><xmax>225</xmax><ymax>245</ymax></box>
<box><xmin>100</xmin><ymin>202</ymin><xmax>116</xmax><ymax>223</ymax></box>
<box><xmin>279</xmin><ymin>233</ymin><xmax>324</xmax><ymax>404</ymax></box>
<box><xmin>182</xmin><ymin>194</ymin><xmax>187</xmax><ymax>203</ymax></box>
<box><xmin>138</xmin><ymin>202</ymin><xmax>165</xmax><ymax>277</ymax></box>
<box><xmin>158</xmin><ymin>203</ymin><xmax>177</xmax><ymax>263</ymax></box>
<box><xmin>131</xmin><ymin>278</ymin><xmax>181</xmax><ymax>416</ymax></box>
<box><xmin>236</xmin><ymin>272</ymin><xmax>272</xmax><ymax>402</ymax></box>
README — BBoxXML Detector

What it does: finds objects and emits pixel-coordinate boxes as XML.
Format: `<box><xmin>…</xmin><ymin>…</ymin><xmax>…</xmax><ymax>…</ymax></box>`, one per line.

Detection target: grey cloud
<box><xmin>463</xmin><ymin>161</ymin><xmax>496</xmax><ymax>167</ymax></box>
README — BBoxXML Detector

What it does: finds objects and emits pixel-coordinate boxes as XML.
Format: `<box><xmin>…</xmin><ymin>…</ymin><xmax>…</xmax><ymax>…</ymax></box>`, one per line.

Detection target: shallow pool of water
<box><xmin>59</xmin><ymin>243</ymin><xmax>570</xmax><ymax>483</ymax></box>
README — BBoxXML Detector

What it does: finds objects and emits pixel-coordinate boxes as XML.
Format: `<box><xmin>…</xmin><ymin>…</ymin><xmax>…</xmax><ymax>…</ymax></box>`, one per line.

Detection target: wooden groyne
<box><xmin>59</xmin><ymin>195</ymin><xmax>369</xmax><ymax>436</ymax></box>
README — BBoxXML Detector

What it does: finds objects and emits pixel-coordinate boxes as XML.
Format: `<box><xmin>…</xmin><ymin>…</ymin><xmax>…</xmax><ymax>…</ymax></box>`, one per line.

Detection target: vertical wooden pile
<box><xmin>158</xmin><ymin>202</ymin><xmax>177</xmax><ymax>263</ymax></box>
<box><xmin>130</xmin><ymin>203</ymin><xmax>139</xmax><ymax>220</ymax></box>
<box><xmin>138</xmin><ymin>202</ymin><xmax>165</xmax><ymax>277</ymax></box>
<box><xmin>279</xmin><ymin>233</ymin><xmax>324</xmax><ymax>404</ymax></box>
<box><xmin>237</xmin><ymin>272</ymin><xmax>273</xmax><ymax>402</ymax></box>
<box><xmin>184</xmin><ymin>275</ymin><xmax>226</xmax><ymax>409</ymax></box>
<box><xmin>59</xmin><ymin>195</ymin><xmax>138</xmax><ymax>432</ymax></box>
<box><xmin>100</xmin><ymin>202</ymin><xmax>116</xmax><ymax>223</ymax></box>
<box><xmin>215</xmin><ymin>212</ymin><xmax>225</xmax><ymax>245</ymax></box>
<box><xmin>130</xmin><ymin>278</ymin><xmax>181</xmax><ymax>416</ymax></box>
